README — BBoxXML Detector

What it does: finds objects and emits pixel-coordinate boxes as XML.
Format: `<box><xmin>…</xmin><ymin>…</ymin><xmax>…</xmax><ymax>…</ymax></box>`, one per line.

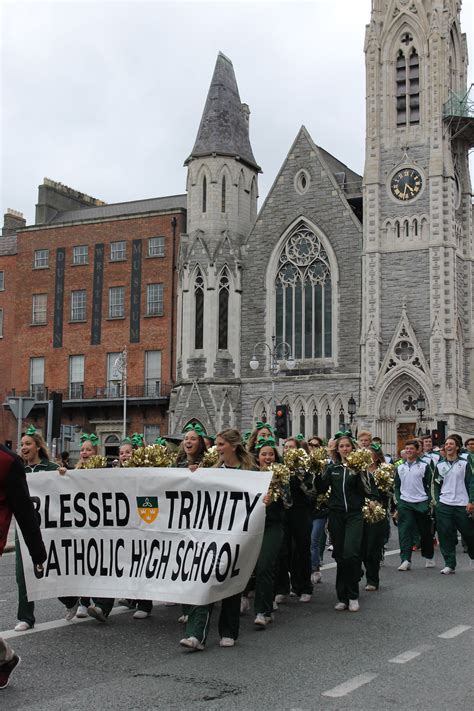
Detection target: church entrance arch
<box><xmin>376</xmin><ymin>373</ymin><xmax>428</xmax><ymax>457</ymax></box>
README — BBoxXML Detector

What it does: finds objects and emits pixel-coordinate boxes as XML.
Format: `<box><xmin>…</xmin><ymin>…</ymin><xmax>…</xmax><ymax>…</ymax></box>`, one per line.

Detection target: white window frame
<box><xmin>72</xmin><ymin>245</ymin><xmax>88</xmax><ymax>265</ymax></box>
<box><xmin>110</xmin><ymin>241</ymin><xmax>126</xmax><ymax>262</ymax></box>
<box><xmin>71</xmin><ymin>290</ymin><xmax>86</xmax><ymax>322</ymax></box>
<box><xmin>69</xmin><ymin>355</ymin><xmax>84</xmax><ymax>398</ymax></box>
<box><xmin>30</xmin><ymin>356</ymin><xmax>45</xmax><ymax>398</ymax></box>
<box><xmin>145</xmin><ymin>350</ymin><xmax>162</xmax><ymax>395</ymax></box>
<box><xmin>148</xmin><ymin>236</ymin><xmax>165</xmax><ymax>257</ymax></box>
<box><xmin>32</xmin><ymin>294</ymin><xmax>47</xmax><ymax>325</ymax></box>
<box><xmin>144</xmin><ymin>424</ymin><xmax>161</xmax><ymax>442</ymax></box>
<box><xmin>34</xmin><ymin>249</ymin><xmax>49</xmax><ymax>269</ymax></box>
<box><xmin>146</xmin><ymin>283</ymin><xmax>163</xmax><ymax>316</ymax></box>
<box><xmin>108</xmin><ymin>286</ymin><xmax>125</xmax><ymax>318</ymax></box>
<box><xmin>0</xmin><ymin>271</ymin><xmax>4</xmax><ymax>290</ymax></box>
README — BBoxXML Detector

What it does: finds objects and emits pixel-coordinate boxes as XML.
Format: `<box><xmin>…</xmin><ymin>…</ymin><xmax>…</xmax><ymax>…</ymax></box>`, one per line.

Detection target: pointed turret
<box><xmin>186</xmin><ymin>52</ymin><xmax>261</xmax><ymax>172</ymax></box>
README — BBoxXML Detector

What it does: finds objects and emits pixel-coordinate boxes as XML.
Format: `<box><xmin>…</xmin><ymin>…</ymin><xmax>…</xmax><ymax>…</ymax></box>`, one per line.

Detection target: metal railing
<box><xmin>8</xmin><ymin>382</ymin><xmax>172</xmax><ymax>402</ymax></box>
<box><xmin>443</xmin><ymin>85</ymin><xmax>474</xmax><ymax>118</ymax></box>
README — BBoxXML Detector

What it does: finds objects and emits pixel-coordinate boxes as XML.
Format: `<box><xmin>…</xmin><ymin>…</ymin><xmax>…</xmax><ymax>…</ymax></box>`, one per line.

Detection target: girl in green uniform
<box><xmin>180</xmin><ymin>428</ymin><xmax>255</xmax><ymax>651</ymax></box>
<box><xmin>320</xmin><ymin>432</ymin><xmax>367</xmax><ymax>612</ymax></box>
<box><xmin>14</xmin><ymin>426</ymin><xmax>59</xmax><ymax>631</ymax></box>
<box><xmin>253</xmin><ymin>437</ymin><xmax>290</xmax><ymax>628</ymax></box>
<box><xmin>361</xmin><ymin>443</ymin><xmax>391</xmax><ymax>591</ymax></box>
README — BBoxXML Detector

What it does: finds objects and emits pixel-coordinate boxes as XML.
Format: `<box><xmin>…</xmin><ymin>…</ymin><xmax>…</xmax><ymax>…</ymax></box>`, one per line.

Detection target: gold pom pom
<box><xmin>373</xmin><ymin>462</ymin><xmax>395</xmax><ymax>494</ymax></box>
<box><xmin>267</xmin><ymin>463</ymin><xmax>291</xmax><ymax>502</ymax></box>
<box><xmin>126</xmin><ymin>444</ymin><xmax>176</xmax><ymax>468</ymax></box>
<box><xmin>362</xmin><ymin>498</ymin><xmax>386</xmax><ymax>524</ymax></box>
<box><xmin>315</xmin><ymin>486</ymin><xmax>331</xmax><ymax>510</ymax></box>
<box><xmin>82</xmin><ymin>455</ymin><xmax>108</xmax><ymax>469</ymax></box>
<box><xmin>345</xmin><ymin>448</ymin><xmax>373</xmax><ymax>471</ymax></box>
<box><xmin>200</xmin><ymin>446</ymin><xmax>219</xmax><ymax>468</ymax></box>
<box><xmin>308</xmin><ymin>446</ymin><xmax>329</xmax><ymax>475</ymax></box>
<box><xmin>283</xmin><ymin>447</ymin><xmax>310</xmax><ymax>474</ymax></box>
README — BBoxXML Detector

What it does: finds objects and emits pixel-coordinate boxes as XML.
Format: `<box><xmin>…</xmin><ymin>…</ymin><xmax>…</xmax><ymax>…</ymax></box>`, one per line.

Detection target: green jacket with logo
<box><xmin>320</xmin><ymin>462</ymin><xmax>366</xmax><ymax>513</ymax></box>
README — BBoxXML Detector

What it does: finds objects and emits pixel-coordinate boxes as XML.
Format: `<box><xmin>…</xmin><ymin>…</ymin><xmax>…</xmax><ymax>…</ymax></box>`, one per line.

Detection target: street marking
<box><xmin>0</xmin><ymin>606</ymin><xmax>132</xmax><ymax>640</ymax></box>
<box><xmin>389</xmin><ymin>644</ymin><xmax>433</xmax><ymax>664</ymax></box>
<box><xmin>322</xmin><ymin>673</ymin><xmax>377</xmax><ymax>698</ymax></box>
<box><xmin>438</xmin><ymin>625</ymin><xmax>471</xmax><ymax>639</ymax></box>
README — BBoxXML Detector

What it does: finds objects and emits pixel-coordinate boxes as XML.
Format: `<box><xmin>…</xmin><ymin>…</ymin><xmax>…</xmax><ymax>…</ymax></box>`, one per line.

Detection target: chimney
<box><xmin>2</xmin><ymin>208</ymin><xmax>26</xmax><ymax>237</ymax></box>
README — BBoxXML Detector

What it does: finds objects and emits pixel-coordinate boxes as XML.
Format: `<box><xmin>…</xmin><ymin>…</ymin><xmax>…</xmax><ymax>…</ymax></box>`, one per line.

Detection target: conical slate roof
<box><xmin>186</xmin><ymin>52</ymin><xmax>261</xmax><ymax>171</ymax></box>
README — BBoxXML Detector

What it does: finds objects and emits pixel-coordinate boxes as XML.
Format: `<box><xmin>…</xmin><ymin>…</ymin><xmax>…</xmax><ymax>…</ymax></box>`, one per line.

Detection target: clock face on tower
<box><xmin>390</xmin><ymin>168</ymin><xmax>423</xmax><ymax>201</ymax></box>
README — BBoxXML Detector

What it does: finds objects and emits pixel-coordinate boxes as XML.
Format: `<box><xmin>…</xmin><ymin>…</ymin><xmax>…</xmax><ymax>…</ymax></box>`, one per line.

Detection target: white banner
<box><xmin>20</xmin><ymin>467</ymin><xmax>272</xmax><ymax>605</ymax></box>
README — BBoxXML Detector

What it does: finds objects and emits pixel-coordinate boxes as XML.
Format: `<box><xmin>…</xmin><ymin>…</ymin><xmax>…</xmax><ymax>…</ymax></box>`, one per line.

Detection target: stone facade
<box><xmin>171</xmin><ymin>0</ymin><xmax>473</xmax><ymax>451</ymax></box>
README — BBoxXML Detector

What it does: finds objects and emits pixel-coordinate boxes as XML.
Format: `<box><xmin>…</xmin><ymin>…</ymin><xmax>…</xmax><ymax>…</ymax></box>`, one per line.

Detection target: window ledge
<box><xmin>30</xmin><ymin>322</ymin><xmax>47</xmax><ymax>327</ymax></box>
<box><xmin>69</xmin><ymin>319</ymin><xmax>87</xmax><ymax>324</ymax></box>
<box><xmin>106</xmin><ymin>316</ymin><xmax>126</xmax><ymax>321</ymax></box>
<box><xmin>71</xmin><ymin>262</ymin><xmax>89</xmax><ymax>267</ymax></box>
<box><xmin>144</xmin><ymin>313</ymin><xmax>164</xmax><ymax>318</ymax></box>
<box><xmin>33</xmin><ymin>265</ymin><xmax>49</xmax><ymax>270</ymax></box>
<box><xmin>109</xmin><ymin>258</ymin><xmax>127</xmax><ymax>263</ymax></box>
<box><xmin>145</xmin><ymin>254</ymin><xmax>165</xmax><ymax>259</ymax></box>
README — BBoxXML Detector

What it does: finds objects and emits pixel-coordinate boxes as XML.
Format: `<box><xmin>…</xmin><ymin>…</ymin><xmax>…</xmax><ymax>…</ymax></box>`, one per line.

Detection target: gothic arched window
<box><xmin>396</xmin><ymin>38</ymin><xmax>420</xmax><ymax>126</ymax></box>
<box><xmin>312</xmin><ymin>407</ymin><xmax>318</xmax><ymax>435</ymax></box>
<box><xmin>221</xmin><ymin>175</ymin><xmax>226</xmax><ymax>213</ymax></box>
<box><xmin>325</xmin><ymin>405</ymin><xmax>332</xmax><ymax>440</ymax></box>
<box><xmin>299</xmin><ymin>406</ymin><xmax>306</xmax><ymax>437</ymax></box>
<box><xmin>275</xmin><ymin>222</ymin><xmax>332</xmax><ymax>360</ymax></box>
<box><xmin>218</xmin><ymin>268</ymin><xmax>230</xmax><ymax>350</ymax></box>
<box><xmin>202</xmin><ymin>176</ymin><xmax>207</xmax><ymax>213</ymax></box>
<box><xmin>194</xmin><ymin>269</ymin><xmax>204</xmax><ymax>349</ymax></box>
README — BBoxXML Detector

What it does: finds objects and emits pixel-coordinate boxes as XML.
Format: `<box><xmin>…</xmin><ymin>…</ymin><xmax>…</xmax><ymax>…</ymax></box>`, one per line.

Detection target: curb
<box><xmin>4</xmin><ymin>544</ymin><xmax>14</xmax><ymax>553</ymax></box>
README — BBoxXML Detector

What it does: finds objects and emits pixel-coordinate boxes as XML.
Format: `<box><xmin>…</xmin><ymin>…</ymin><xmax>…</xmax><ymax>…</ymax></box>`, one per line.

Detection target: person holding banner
<box><xmin>253</xmin><ymin>437</ymin><xmax>289</xmax><ymax>628</ymax></box>
<box><xmin>0</xmin><ymin>443</ymin><xmax>46</xmax><ymax>688</ymax></box>
<box><xmin>176</xmin><ymin>424</ymin><xmax>208</xmax><ymax>471</ymax></box>
<box><xmin>180</xmin><ymin>428</ymin><xmax>256</xmax><ymax>651</ymax></box>
<box><xmin>13</xmin><ymin>426</ymin><xmax>59</xmax><ymax>632</ymax></box>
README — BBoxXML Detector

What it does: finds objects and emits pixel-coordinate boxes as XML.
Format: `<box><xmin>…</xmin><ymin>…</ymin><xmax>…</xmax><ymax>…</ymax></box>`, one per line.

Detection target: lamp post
<box><xmin>416</xmin><ymin>391</ymin><xmax>426</xmax><ymax>422</ymax></box>
<box><xmin>348</xmin><ymin>394</ymin><xmax>357</xmax><ymax>425</ymax></box>
<box><xmin>114</xmin><ymin>347</ymin><xmax>128</xmax><ymax>440</ymax></box>
<box><xmin>249</xmin><ymin>333</ymin><xmax>296</xmax><ymax>428</ymax></box>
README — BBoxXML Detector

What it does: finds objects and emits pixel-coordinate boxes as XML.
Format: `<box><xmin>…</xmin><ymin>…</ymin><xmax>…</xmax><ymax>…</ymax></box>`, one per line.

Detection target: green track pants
<box><xmin>435</xmin><ymin>502</ymin><xmax>474</xmax><ymax>570</ymax></box>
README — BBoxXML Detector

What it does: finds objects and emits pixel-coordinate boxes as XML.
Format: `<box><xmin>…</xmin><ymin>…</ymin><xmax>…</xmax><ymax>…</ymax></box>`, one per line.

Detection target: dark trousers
<box><xmin>361</xmin><ymin>518</ymin><xmax>386</xmax><ymax>588</ymax></box>
<box><xmin>15</xmin><ymin>535</ymin><xmax>34</xmax><ymax>626</ymax></box>
<box><xmin>275</xmin><ymin>507</ymin><xmax>313</xmax><ymax>596</ymax></box>
<box><xmin>328</xmin><ymin>509</ymin><xmax>364</xmax><ymax>602</ymax></box>
<box><xmin>254</xmin><ymin>519</ymin><xmax>284</xmax><ymax>616</ymax></box>
<box><xmin>185</xmin><ymin>593</ymin><xmax>241</xmax><ymax>644</ymax></box>
<box><xmin>397</xmin><ymin>500</ymin><xmax>434</xmax><ymax>562</ymax></box>
<box><xmin>436</xmin><ymin>502</ymin><xmax>474</xmax><ymax>570</ymax></box>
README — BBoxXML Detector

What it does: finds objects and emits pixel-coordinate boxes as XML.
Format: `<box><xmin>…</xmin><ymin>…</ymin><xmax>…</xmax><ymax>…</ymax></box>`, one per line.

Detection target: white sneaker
<box><xmin>179</xmin><ymin>636</ymin><xmax>204</xmax><ymax>651</ymax></box>
<box><xmin>398</xmin><ymin>560</ymin><xmax>411</xmax><ymax>571</ymax></box>
<box><xmin>440</xmin><ymin>566</ymin><xmax>455</xmax><ymax>575</ymax></box>
<box><xmin>177</xmin><ymin>614</ymin><xmax>188</xmax><ymax>624</ymax></box>
<box><xmin>240</xmin><ymin>596</ymin><xmax>250</xmax><ymax>614</ymax></box>
<box><xmin>365</xmin><ymin>584</ymin><xmax>377</xmax><ymax>591</ymax></box>
<box><xmin>133</xmin><ymin>609</ymin><xmax>149</xmax><ymax>619</ymax></box>
<box><xmin>300</xmin><ymin>593</ymin><xmax>312</xmax><ymax>603</ymax></box>
<box><xmin>76</xmin><ymin>605</ymin><xmax>88</xmax><ymax>618</ymax></box>
<box><xmin>348</xmin><ymin>599</ymin><xmax>360</xmax><ymax>612</ymax></box>
<box><xmin>424</xmin><ymin>558</ymin><xmax>435</xmax><ymax>568</ymax></box>
<box><xmin>272</xmin><ymin>600</ymin><xmax>279</xmax><ymax>611</ymax></box>
<box><xmin>274</xmin><ymin>594</ymin><xmax>288</xmax><ymax>604</ymax></box>
<box><xmin>14</xmin><ymin>621</ymin><xmax>32</xmax><ymax>632</ymax></box>
<box><xmin>311</xmin><ymin>570</ymin><xmax>322</xmax><ymax>584</ymax></box>
<box><xmin>334</xmin><ymin>602</ymin><xmax>347</xmax><ymax>611</ymax></box>
<box><xmin>254</xmin><ymin>613</ymin><xmax>267</xmax><ymax>628</ymax></box>
<box><xmin>65</xmin><ymin>602</ymin><xmax>79</xmax><ymax>621</ymax></box>
<box><xmin>87</xmin><ymin>605</ymin><xmax>107</xmax><ymax>623</ymax></box>
<box><xmin>219</xmin><ymin>637</ymin><xmax>235</xmax><ymax>647</ymax></box>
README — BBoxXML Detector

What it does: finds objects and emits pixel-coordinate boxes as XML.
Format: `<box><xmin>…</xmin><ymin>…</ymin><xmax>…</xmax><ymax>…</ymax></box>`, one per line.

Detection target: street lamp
<box><xmin>348</xmin><ymin>395</ymin><xmax>356</xmax><ymax>425</ymax></box>
<box><xmin>114</xmin><ymin>347</ymin><xmax>128</xmax><ymax>440</ymax></box>
<box><xmin>249</xmin><ymin>333</ymin><xmax>296</xmax><ymax>427</ymax></box>
<box><xmin>416</xmin><ymin>391</ymin><xmax>426</xmax><ymax>421</ymax></box>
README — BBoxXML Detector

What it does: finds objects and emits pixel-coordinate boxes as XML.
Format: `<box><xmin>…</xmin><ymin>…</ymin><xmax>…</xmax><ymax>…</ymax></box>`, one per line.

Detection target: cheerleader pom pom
<box><xmin>200</xmin><ymin>446</ymin><xmax>219</xmax><ymax>468</ymax></box>
<box><xmin>373</xmin><ymin>462</ymin><xmax>395</xmax><ymax>494</ymax></box>
<box><xmin>345</xmin><ymin>448</ymin><xmax>373</xmax><ymax>471</ymax></box>
<box><xmin>82</xmin><ymin>455</ymin><xmax>108</xmax><ymax>469</ymax></box>
<box><xmin>283</xmin><ymin>447</ymin><xmax>310</xmax><ymax>473</ymax></box>
<box><xmin>308</xmin><ymin>446</ymin><xmax>329</xmax><ymax>475</ymax></box>
<box><xmin>362</xmin><ymin>498</ymin><xmax>386</xmax><ymax>524</ymax></box>
<box><xmin>126</xmin><ymin>444</ymin><xmax>176</xmax><ymax>468</ymax></box>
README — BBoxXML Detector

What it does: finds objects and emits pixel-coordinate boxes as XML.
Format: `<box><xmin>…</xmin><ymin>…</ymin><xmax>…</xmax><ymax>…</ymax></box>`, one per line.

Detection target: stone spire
<box><xmin>186</xmin><ymin>52</ymin><xmax>261</xmax><ymax>172</ymax></box>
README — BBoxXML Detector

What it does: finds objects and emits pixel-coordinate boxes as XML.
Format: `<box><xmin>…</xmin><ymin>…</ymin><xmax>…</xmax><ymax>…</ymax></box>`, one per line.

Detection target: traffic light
<box><xmin>51</xmin><ymin>392</ymin><xmax>63</xmax><ymax>439</ymax></box>
<box><xmin>275</xmin><ymin>404</ymin><xmax>288</xmax><ymax>440</ymax></box>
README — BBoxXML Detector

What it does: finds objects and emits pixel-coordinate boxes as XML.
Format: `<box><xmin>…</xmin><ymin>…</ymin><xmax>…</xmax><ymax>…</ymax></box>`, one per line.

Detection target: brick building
<box><xmin>0</xmin><ymin>180</ymin><xmax>186</xmax><ymax>460</ymax></box>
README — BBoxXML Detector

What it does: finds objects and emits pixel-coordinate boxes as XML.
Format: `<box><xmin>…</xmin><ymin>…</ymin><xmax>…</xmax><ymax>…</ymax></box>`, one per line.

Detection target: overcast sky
<box><xmin>1</xmin><ymin>0</ymin><xmax>473</xmax><ymax>225</ymax></box>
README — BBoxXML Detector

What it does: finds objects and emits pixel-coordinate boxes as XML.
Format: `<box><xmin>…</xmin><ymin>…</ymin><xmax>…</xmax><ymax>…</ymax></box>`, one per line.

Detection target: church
<box><xmin>169</xmin><ymin>0</ymin><xmax>474</xmax><ymax>453</ymax></box>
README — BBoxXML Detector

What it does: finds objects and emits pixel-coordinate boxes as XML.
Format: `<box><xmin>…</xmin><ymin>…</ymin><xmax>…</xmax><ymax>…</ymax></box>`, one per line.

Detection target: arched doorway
<box><xmin>376</xmin><ymin>373</ymin><xmax>430</xmax><ymax>457</ymax></box>
<box><xmin>104</xmin><ymin>434</ymin><xmax>120</xmax><ymax>463</ymax></box>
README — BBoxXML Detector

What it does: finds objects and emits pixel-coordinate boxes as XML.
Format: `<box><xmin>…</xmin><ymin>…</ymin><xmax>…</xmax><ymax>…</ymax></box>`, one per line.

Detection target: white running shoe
<box><xmin>219</xmin><ymin>637</ymin><xmax>235</xmax><ymax>647</ymax></box>
<box><xmin>440</xmin><ymin>566</ymin><xmax>455</xmax><ymax>575</ymax></box>
<box><xmin>133</xmin><ymin>609</ymin><xmax>149</xmax><ymax>619</ymax></box>
<box><xmin>334</xmin><ymin>602</ymin><xmax>347</xmax><ymax>611</ymax></box>
<box><xmin>254</xmin><ymin>613</ymin><xmax>267</xmax><ymax>628</ymax></box>
<box><xmin>13</xmin><ymin>621</ymin><xmax>31</xmax><ymax>632</ymax></box>
<box><xmin>65</xmin><ymin>602</ymin><xmax>79</xmax><ymax>621</ymax></box>
<box><xmin>76</xmin><ymin>605</ymin><xmax>88</xmax><ymax>618</ymax></box>
<box><xmin>179</xmin><ymin>636</ymin><xmax>204</xmax><ymax>651</ymax></box>
<box><xmin>365</xmin><ymin>584</ymin><xmax>377</xmax><ymax>591</ymax></box>
<box><xmin>311</xmin><ymin>570</ymin><xmax>322</xmax><ymax>584</ymax></box>
<box><xmin>177</xmin><ymin>614</ymin><xmax>188</xmax><ymax>624</ymax></box>
<box><xmin>274</xmin><ymin>594</ymin><xmax>288</xmax><ymax>604</ymax></box>
<box><xmin>424</xmin><ymin>558</ymin><xmax>435</xmax><ymax>568</ymax></box>
<box><xmin>348</xmin><ymin>599</ymin><xmax>360</xmax><ymax>612</ymax></box>
<box><xmin>398</xmin><ymin>560</ymin><xmax>411</xmax><ymax>571</ymax></box>
<box><xmin>300</xmin><ymin>594</ymin><xmax>312</xmax><ymax>603</ymax></box>
<box><xmin>240</xmin><ymin>596</ymin><xmax>250</xmax><ymax>614</ymax></box>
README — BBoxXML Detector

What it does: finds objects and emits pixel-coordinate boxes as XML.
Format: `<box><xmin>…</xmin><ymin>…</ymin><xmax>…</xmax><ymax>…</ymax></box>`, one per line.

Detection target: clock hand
<box><xmin>406</xmin><ymin>184</ymin><xmax>415</xmax><ymax>194</ymax></box>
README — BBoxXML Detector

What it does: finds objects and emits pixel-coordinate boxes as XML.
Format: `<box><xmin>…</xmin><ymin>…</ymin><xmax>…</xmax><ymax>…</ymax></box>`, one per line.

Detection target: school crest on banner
<box><xmin>136</xmin><ymin>496</ymin><xmax>159</xmax><ymax>523</ymax></box>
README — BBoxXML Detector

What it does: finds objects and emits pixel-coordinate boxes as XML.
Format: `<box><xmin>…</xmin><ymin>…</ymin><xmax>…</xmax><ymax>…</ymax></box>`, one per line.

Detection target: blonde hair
<box><xmin>217</xmin><ymin>428</ymin><xmax>256</xmax><ymax>470</ymax></box>
<box><xmin>246</xmin><ymin>425</ymin><xmax>273</xmax><ymax>453</ymax></box>
<box><xmin>358</xmin><ymin>430</ymin><xmax>372</xmax><ymax>440</ymax></box>
<box><xmin>21</xmin><ymin>431</ymin><xmax>50</xmax><ymax>461</ymax></box>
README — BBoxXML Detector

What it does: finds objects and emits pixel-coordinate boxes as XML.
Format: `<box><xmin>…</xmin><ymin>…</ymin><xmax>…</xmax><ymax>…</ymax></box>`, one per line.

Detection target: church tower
<box><xmin>360</xmin><ymin>0</ymin><xmax>474</xmax><ymax>450</ymax></box>
<box><xmin>169</xmin><ymin>53</ymin><xmax>261</xmax><ymax>434</ymax></box>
